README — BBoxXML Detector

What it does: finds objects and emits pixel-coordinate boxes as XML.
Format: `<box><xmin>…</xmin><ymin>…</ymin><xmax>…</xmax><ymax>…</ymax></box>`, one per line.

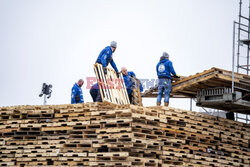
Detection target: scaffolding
<box><xmin>235</xmin><ymin>0</ymin><xmax>250</xmax><ymax>75</ymax></box>
<box><xmin>232</xmin><ymin>0</ymin><xmax>250</xmax><ymax>91</ymax></box>
<box><xmin>232</xmin><ymin>0</ymin><xmax>250</xmax><ymax>123</ymax></box>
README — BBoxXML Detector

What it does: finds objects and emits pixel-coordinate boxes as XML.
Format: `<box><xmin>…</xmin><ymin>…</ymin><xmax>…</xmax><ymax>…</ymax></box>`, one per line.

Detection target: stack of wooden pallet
<box><xmin>0</xmin><ymin>102</ymin><xmax>249</xmax><ymax>167</ymax></box>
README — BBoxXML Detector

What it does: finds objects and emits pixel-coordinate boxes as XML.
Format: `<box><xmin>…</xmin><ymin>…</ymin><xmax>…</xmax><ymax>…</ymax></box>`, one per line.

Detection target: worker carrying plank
<box><xmin>121</xmin><ymin>67</ymin><xmax>143</xmax><ymax>103</ymax></box>
<box><xmin>71</xmin><ymin>79</ymin><xmax>84</xmax><ymax>104</ymax></box>
<box><xmin>156</xmin><ymin>52</ymin><xmax>180</xmax><ymax>107</ymax></box>
<box><xmin>96</xmin><ymin>41</ymin><xmax>119</xmax><ymax>78</ymax></box>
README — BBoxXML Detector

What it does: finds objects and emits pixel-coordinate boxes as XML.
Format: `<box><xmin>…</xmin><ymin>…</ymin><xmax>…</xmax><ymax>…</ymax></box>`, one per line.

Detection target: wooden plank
<box><xmin>172</xmin><ymin>68</ymin><xmax>217</xmax><ymax>86</ymax></box>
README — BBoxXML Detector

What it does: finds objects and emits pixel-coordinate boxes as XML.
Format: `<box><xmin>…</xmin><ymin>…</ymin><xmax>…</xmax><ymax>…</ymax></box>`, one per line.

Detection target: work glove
<box><xmin>174</xmin><ymin>74</ymin><xmax>180</xmax><ymax>78</ymax></box>
<box><xmin>116</xmin><ymin>72</ymin><xmax>120</xmax><ymax>78</ymax></box>
<box><xmin>130</xmin><ymin>76</ymin><xmax>136</xmax><ymax>82</ymax></box>
<box><xmin>103</xmin><ymin>67</ymin><xmax>107</xmax><ymax>75</ymax></box>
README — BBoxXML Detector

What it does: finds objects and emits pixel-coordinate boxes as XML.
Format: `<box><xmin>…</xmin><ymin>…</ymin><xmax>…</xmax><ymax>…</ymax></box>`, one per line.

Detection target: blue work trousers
<box><xmin>156</xmin><ymin>78</ymin><xmax>172</xmax><ymax>103</ymax></box>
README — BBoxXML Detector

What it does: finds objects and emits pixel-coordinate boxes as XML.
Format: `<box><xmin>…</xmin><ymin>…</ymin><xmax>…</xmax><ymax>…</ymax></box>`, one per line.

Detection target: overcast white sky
<box><xmin>0</xmin><ymin>0</ymin><xmax>248</xmax><ymax>111</ymax></box>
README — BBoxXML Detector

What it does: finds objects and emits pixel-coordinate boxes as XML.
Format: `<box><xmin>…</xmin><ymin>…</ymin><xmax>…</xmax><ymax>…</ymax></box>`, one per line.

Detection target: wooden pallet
<box><xmin>131</xmin><ymin>76</ymin><xmax>143</xmax><ymax>106</ymax></box>
<box><xmin>94</xmin><ymin>63</ymin><xmax>129</xmax><ymax>105</ymax></box>
<box><xmin>0</xmin><ymin>102</ymin><xmax>249</xmax><ymax>166</ymax></box>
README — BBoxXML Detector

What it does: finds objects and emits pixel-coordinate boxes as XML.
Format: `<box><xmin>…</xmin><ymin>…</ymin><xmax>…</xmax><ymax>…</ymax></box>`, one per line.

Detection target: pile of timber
<box><xmin>0</xmin><ymin>102</ymin><xmax>249</xmax><ymax>167</ymax></box>
<box><xmin>142</xmin><ymin>67</ymin><xmax>250</xmax><ymax>98</ymax></box>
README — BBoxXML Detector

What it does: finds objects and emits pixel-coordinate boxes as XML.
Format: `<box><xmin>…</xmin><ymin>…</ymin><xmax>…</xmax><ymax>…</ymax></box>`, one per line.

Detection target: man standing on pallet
<box><xmin>71</xmin><ymin>79</ymin><xmax>84</xmax><ymax>104</ymax></box>
<box><xmin>156</xmin><ymin>52</ymin><xmax>179</xmax><ymax>106</ymax></box>
<box><xmin>96</xmin><ymin>41</ymin><xmax>119</xmax><ymax>77</ymax></box>
<box><xmin>121</xmin><ymin>67</ymin><xmax>143</xmax><ymax>103</ymax></box>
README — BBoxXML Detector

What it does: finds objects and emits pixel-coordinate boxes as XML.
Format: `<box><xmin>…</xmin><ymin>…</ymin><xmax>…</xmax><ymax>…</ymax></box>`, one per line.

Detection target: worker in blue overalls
<box><xmin>156</xmin><ymin>52</ymin><xmax>180</xmax><ymax>106</ymax></box>
<box><xmin>96</xmin><ymin>41</ymin><xmax>119</xmax><ymax>78</ymax></box>
<box><xmin>121</xmin><ymin>67</ymin><xmax>143</xmax><ymax>103</ymax></box>
<box><xmin>89</xmin><ymin>83</ymin><xmax>102</xmax><ymax>102</ymax></box>
<box><xmin>71</xmin><ymin>79</ymin><xmax>84</xmax><ymax>104</ymax></box>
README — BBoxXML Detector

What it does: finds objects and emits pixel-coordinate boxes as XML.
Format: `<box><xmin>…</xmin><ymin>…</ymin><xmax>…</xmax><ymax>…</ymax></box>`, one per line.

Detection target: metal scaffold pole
<box><xmin>190</xmin><ymin>98</ymin><xmax>192</xmax><ymax>111</ymax></box>
<box><xmin>247</xmin><ymin>1</ymin><xmax>250</xmax><ymax>75</ymax></box>
<box><xmin>237</xmin><ymin>0</ymin><xmax>242</xmax><ymax>73</ymax></box>
<box><xmin>232</xmin><ymin>21</ymin><xmax>236</xmax><ymax>93</ymax></box>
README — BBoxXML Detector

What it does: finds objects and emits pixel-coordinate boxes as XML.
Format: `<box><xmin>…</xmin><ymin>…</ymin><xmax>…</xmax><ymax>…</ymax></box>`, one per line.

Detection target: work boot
<box><xmin>164</xmin><ymin>102</ymin><xmax>169</xmax><ymax>107</ymax></box>
<box><xmin>156</xmin><ymin>102</ymin><xmax>161</xmax><ymax>106</ymax></box>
